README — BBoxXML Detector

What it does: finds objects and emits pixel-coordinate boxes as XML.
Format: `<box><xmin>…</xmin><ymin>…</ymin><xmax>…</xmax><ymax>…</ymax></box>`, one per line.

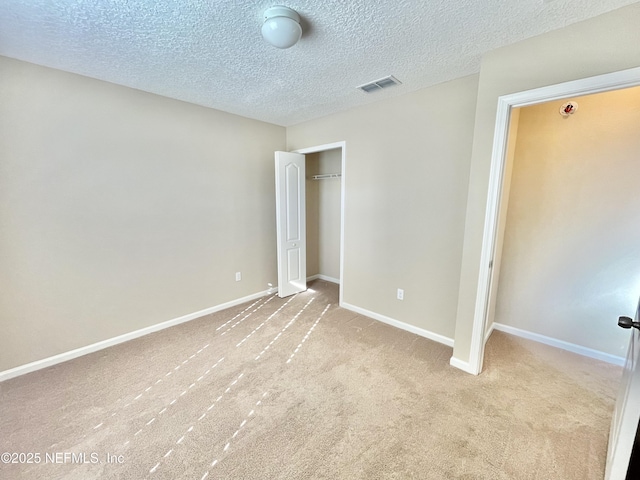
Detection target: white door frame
<box><xmin>292</xmin><ymin>141</ymin><xmax>346</xmax><ymax>306</ymax></box>
<box><xmin>468</xmin><ymin>67</ymin><xmax>640</xmax><ymax>375</ymax></box>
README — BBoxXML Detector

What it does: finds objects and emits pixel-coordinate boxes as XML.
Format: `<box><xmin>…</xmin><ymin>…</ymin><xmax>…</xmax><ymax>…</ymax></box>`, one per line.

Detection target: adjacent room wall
<box><xmin>288</xmin><ymin>75</ymin><xmax>479</xmax><ymax>342</ymax></box>
<box><xmin>453</xmin><ymin>2</ymin><xmax>640</xmax><ymax>367</ymax></box>
<box><xmin>0</xmin><ymin>56</ymin><xmax>286</xmax><ymax>372</ymax></box>
<box><xmin>494</xmin><ymin>87</ymin><xmax>640</xmax><ymax>357</ymax></box>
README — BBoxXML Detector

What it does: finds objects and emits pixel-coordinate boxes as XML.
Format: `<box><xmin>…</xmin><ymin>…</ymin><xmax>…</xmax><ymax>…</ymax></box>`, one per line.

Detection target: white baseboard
<box><xmin>449</xmin><ymin>356</ymin><xmax>479</xmax><ymax>374</ymax></box>
<box><xmin>484</xmin><ymin>322</ymin><xmax>495</xmax><ymax>344</ymax></box>
<box><xmin>340</xmin><ymin>302</ymin><xmax>454</xmax><ymax>347</ymax></box>
<box><xmin>307</xmin><ymin>274</ymin><xmax>340</xmax><ymax>284</ymax></box>
<box><xmin>493</xmin><ymin>323</ymin><xmax>625</xmax><ymax>366</ymax></box>
<box><xmin>0</xmin><ymin>289</ymin><xmax>271</xmax><ymax>383</ymax></box>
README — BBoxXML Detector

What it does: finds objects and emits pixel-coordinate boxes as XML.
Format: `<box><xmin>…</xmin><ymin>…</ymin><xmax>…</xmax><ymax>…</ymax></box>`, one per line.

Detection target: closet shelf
<box><xmin>311</xmin><ymin>173</ymin><xmax>341</xmax><ymax>180</ymax></box>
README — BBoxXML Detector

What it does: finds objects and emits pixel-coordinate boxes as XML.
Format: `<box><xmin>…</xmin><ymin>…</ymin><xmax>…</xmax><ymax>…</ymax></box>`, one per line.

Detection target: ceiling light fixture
<box><xmin>261</xmin><ymin>6</ymin><xmax>302</xmax><ymax>49</ymax></box>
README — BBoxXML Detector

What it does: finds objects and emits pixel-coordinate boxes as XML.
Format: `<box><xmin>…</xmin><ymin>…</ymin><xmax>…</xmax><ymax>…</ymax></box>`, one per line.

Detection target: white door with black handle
<box><xmin>605</xmin><ymin>299</ymin><xmax>640</xmax><ymax>480</ymax></box>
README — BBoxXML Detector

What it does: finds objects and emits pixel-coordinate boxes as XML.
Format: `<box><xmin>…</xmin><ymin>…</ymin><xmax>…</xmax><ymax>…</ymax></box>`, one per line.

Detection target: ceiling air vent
<box><xmin>357</xmin><ymin>75</ymin><xmax>402</xmax><ymax>93</ymax></box>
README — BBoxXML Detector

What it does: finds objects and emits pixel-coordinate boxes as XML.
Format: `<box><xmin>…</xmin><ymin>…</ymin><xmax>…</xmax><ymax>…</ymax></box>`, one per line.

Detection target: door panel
<box><xmin>605</xmin><ymin>299</ymin><xmax>640</xmax><ymax>479</ymax></box>
<box><xmin>285</xmin><ymin>163</ymin><xmax>301</xmax><ymax>242</ymax></box>
<box><xmin>275</xmin><ymin>151</ymin><xmax>306</xmax><ymax>298</ymax></box>
<box><xmin>287</xmin><ymin>249</ymin><xmax>301</xmax><ymax>282</ymax></box>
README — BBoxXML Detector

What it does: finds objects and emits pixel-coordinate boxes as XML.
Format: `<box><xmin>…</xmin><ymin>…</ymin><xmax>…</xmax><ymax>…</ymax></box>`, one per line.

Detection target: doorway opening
<box><xmin>466</xmin><ymin>66</ymin><xmax>640</xmax><ymax>375</ymax></box>
<box><xmin>304</xmin><ymin>149</ymin><xmax>342</xmax><ymax>283</ymax></box>
<box><xmin>484</xmin><ymin>87</ymin><xmax>640</xmax><ymax>365</ymax></box>
<box><xmin>466</xmin><ymin>67</ymin><xmax>640</xmax><ymax>480</ymax></box>
<box><xmin>279</xmin><ymin>141</ymin><xmax>346</xmax><ymax>305</ymax></box>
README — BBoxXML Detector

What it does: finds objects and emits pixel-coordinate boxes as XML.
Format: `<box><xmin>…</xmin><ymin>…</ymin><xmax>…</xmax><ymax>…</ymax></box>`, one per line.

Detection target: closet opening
<box><xmin>294</xmin><ymin>142</ymin><xmax>346</xmax><ymax>305</ymax></box>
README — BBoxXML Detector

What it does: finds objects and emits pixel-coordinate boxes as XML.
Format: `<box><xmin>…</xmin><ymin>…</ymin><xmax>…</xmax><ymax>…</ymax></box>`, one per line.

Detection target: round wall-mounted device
<box><xmin>559</xmin><ymin>101</ymin><xmax>578</xmax><ymax>116</ymax></box>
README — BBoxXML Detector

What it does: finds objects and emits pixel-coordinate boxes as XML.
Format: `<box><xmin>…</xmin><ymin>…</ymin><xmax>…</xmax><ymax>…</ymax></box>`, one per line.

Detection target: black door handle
<box><xmin>618</xmin><ymin>316</ymin><xmax>640</xmax><ymax>330</ymax></box>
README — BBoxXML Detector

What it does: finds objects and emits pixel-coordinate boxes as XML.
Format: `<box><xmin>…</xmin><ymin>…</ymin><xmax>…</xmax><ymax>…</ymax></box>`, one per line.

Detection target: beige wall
<box><xmin>288</xmin><ymin>75</ymin><xmax>479</xmax><ymax>340</ymax></box>
<box><xmin>453</xmin><ymin>3</ymin><xmax>640</xmax><ymax>365</ymax></box>
<box><xmin>0</xmin><ymin>56</ymin><xmax>285</xmax><ymax>371</ymax></box>
<box><xmin>494</xmin><ymin>88</ymin><xmax>640</xmax><ymax>357</ymax></box>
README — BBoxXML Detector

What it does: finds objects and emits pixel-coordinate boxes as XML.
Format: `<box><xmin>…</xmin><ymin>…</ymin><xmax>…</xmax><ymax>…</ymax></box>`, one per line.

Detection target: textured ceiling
<box><xmin>0</xmin><ymin>0</ymin><xmax>636</xmax><ymax>126</ymax></box>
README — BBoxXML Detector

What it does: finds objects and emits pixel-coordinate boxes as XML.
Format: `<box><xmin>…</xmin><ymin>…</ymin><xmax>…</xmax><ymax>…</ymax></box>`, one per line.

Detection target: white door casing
<box><xmin>605</xmin><ymin>302</ymin><xmax>640</xmax><ymax>480</ymax></box>
<box><xmin>275</xmin><ymin>151</ymin><xmax>307</xmax><ymax>298</ymax></box>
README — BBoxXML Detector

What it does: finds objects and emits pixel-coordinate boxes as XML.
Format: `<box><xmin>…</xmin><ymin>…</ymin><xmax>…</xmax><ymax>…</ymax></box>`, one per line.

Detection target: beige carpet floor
<box><xmin>0</xmin><ymin>280</ymin><xmax>621</xmax><ymax>479</ymax></box>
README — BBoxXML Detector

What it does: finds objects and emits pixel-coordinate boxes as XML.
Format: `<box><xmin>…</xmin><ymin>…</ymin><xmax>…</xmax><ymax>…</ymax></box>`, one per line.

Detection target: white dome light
<box><xmin>261</xmin><ymin>6</ymin><xmax>302</xmax><ymax>49</ymax></box>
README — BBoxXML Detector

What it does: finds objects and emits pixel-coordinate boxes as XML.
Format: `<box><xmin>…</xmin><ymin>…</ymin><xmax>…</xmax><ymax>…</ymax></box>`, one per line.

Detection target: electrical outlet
<box><xmin>235</xmin><ymin>272</ymin><xmax>242</xmax><ymax>282</ymax></box>
<box><xmin>397</xmin><ymin>288</ymin><xmax>404</xmax><ymax>300</ymax></box>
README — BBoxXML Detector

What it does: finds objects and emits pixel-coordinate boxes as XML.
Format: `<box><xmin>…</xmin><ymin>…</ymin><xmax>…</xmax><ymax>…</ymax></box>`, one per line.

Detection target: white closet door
<box><xmin>275</xmin><ymin>151</ymin><xmax>306</xmax><ymax>298</ymax></box>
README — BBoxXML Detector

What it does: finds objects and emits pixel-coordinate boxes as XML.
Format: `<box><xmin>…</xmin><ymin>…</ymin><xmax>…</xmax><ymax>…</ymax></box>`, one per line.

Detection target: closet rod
<box><xmin>311</xmin><ymin>173</ymin><xmax>341</xmax><ymax>180</ymax></box>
